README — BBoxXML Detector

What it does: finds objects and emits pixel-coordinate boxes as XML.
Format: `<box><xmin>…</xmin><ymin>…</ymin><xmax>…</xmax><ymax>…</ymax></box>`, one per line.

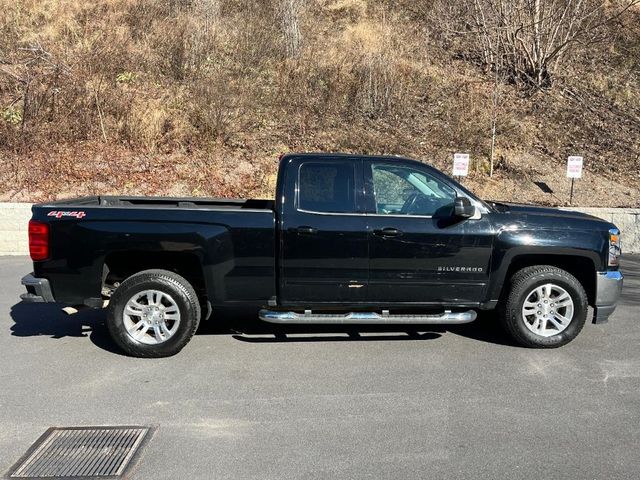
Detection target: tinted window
<box><xmin>298</xmin><ymin>162</ymin><xmax>356</xmax><ymax>213</ymax></box>
<box><xmin>371</xmin><ymin>164</ymin><xmax>455</xmax><ymax>216</ymax></box>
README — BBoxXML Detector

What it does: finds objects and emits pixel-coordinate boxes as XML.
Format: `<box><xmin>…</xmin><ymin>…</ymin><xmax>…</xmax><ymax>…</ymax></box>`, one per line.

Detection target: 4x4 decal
<box><xmin>47</xmin><ymin>211</ymin><xmax>86</xmax><ymax>219</ymax></box>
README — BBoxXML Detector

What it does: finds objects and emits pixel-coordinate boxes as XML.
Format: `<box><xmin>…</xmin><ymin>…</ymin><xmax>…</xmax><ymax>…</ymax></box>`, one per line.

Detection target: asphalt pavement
<box><xmin>1</xmin><ymin>255</ymin><xmax>639</xmax><ymax>479</ymax></box>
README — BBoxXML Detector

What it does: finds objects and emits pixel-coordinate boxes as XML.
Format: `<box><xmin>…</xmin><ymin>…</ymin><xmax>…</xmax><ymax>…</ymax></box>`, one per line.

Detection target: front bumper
<box><xmin>592</xmin><ymin>270</ymin><xmax>623</xmax><ymax>324</ymax></box>
<box><xmin>20</xmin><ymin>273</ymin><xmax>56</xmax><ymax>303</ymax></box>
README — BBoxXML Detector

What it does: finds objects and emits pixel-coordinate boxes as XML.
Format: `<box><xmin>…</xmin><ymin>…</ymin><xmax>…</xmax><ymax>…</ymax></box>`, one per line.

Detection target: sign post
<box><xmin>566</xmin><ymin>156</ymin><xmax>583</xmax><ymax>205</ymax></box>
<box><xmin>453</xmin><ymin>153</ymin><xmax>470</xmax><ymax>182</ymax></box>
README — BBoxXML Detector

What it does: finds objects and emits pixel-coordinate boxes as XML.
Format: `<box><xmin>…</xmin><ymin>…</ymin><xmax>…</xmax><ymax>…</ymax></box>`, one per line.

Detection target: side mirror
<box><xmin>454</xmin><ymin>197</ymin><xmax>475</xmax><ymax>218</ymax></box>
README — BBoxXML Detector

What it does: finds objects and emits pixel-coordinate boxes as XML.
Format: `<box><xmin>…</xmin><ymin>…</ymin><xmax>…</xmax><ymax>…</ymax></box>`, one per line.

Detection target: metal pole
<box><xmin>569</xmin><ymin>178</ymin><xmax>575</xmax><ymax>205</ymax></box>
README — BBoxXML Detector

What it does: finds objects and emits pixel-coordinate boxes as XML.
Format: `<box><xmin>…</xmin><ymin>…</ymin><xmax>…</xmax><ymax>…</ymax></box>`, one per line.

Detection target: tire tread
<box><xmin>499</xmin><ymin>265</ymin><xmax>587</xmax><ymax>348</ymax></box>
<box><xmin>107</xmin><ymin>269</ymin><xmax>201</xmax><ymax>358</ymax></box>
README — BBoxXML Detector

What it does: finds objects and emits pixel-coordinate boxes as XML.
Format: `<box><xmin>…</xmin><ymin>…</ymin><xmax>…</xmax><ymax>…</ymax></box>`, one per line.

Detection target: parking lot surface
<box><xmin>1</xmin><ymin>255</ymin><xmax>639</xmax><ymax>479</ymax></box>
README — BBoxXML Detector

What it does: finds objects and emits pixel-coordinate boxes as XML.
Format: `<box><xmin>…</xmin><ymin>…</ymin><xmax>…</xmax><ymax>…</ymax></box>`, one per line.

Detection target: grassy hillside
<box><xmin>0</xmin><ymin>0</ymin><xmax>639</xmax><ymax>206</ymax></box>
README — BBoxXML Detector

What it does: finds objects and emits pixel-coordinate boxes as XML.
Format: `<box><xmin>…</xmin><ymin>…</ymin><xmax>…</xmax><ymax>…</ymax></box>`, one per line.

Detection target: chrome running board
<box><xmin>259</xmin><ymin>309</ymin><xmax>477</xmax><ymax>325</ymax></box>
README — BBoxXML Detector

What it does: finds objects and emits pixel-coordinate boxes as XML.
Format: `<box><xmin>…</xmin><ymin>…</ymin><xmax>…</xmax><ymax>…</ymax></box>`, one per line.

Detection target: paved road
<box><xmin>0</xmin><ymin>256</ymin><xmax>639</xmax><ymax>479</ymax></box>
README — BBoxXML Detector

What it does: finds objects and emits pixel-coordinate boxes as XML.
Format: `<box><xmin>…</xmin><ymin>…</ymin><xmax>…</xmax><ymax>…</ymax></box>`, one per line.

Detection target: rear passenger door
<box><xmin>279</xmin><ymin>158</ymin><xmax>369</xmax><ymax>305</ymax></box>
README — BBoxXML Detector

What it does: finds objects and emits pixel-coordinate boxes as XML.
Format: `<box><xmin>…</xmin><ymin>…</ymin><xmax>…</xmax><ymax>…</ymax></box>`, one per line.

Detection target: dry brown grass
<box><xmin>0</xmin><ymin>0</ymin><xmax>638</xmax><ymax>205</ymax></box>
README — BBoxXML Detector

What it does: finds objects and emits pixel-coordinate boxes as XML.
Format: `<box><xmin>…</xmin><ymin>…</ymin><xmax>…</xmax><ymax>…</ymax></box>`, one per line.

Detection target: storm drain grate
<box><xmin>7</xmin><ymin>426</ymin><xmax>153</xmax><ymax>479</ymax></box>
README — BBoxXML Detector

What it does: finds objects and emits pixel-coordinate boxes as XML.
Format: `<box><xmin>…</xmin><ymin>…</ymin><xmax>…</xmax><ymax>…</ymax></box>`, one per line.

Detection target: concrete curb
<box><xmin>1</xmin><ymin>203</ymin><xmax>638</xmax><ymax>255</ymax></box>
<box><xmin>0</xmin><ymin>203</ymin><xmax>32</xmax><ymax>256</ymax></box>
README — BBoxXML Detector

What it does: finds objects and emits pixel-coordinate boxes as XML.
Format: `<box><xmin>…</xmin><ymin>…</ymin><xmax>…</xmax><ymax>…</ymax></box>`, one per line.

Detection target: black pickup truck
<box><xmin>21</xmin><ymin>153</ymin><xmax>623</xmax><ymax>357</ymax></box>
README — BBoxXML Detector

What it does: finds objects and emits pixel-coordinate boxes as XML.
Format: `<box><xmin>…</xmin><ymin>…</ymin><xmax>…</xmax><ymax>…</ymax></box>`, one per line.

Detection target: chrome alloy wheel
<box><xmin>122</xmin><ymin>290</ymin><xmax>181</xmax><ymax>345</ymax></box>
<box><xmin>521</xmin><ymin>283</ymin><xmax>574</xmax><ymax>337</ymax></box>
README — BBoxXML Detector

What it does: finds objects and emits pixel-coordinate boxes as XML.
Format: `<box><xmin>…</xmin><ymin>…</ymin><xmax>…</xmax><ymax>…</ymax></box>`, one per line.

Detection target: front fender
<box><xmin>486</xmin><ymin>228</ymin><xmax>607</xmax><ymax>301</ymax></box>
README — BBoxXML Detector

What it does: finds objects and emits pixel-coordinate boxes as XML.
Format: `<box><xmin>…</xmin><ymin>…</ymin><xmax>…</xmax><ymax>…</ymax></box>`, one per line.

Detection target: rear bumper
<box><xmin>20</xmin><ymin>273</ymin><xmax>56</xmax><ymax>303</ymax></box>
<box><xmin>593</xmin><ymin>270</ymin><xmax>623</xmax><ymax>324</ymax></box>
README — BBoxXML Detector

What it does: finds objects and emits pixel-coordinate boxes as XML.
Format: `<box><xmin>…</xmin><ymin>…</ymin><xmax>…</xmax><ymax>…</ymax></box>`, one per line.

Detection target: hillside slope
<box><xmin>0</xmin><ymin>0</ymin><xmax>638</xmax><ymax>206</ymax></box>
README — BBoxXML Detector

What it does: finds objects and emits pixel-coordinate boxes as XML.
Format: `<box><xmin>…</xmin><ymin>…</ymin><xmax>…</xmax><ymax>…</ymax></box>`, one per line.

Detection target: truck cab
<box><xmin>276</xmin><ymin>154</ymin><xmax>493</xmax><ymax>307</ymax></box>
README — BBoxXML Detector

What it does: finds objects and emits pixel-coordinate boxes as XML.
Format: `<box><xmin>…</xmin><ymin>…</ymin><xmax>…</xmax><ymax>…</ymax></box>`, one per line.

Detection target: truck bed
<box><xmin>39</xmin><ymin>195</ymin><xmax>275</xmax><ymax>211</ymax></box>
<box><xmin>30</xmin><ymin>195</ymin><xmax>277</xmax><ymax>306</ymax></box>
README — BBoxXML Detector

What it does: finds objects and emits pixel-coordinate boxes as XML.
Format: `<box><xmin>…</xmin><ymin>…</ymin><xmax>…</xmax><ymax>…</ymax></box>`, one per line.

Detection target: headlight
<box><xmin>608</xmin><ymin>228</ymin><xmax>621</xmax><ymax>267</ymax></box>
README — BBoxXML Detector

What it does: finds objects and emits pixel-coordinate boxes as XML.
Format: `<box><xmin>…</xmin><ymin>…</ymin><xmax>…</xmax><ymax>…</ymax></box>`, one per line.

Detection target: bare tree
<box><xmin>463</xmin><ymin>0</ymin><xmax>640</xmax><ymax>89</ymax></box>
<box><xmin>489</xmin><ymin>35</ymin><xmax>504</xmax><ymax>177</ymax></box>
<box><xmin>279</xmin><ymin>0</ymin><xmax>304</xmax><ymax>58</ymax></box>
<box><xmin>0</xmin><ymin>43</ymin><xmax>69</xmax><ymax>140</ymax></box>
<box><xmin>190</xmin><ymin>0</ymin><xmax>221</xmax><ymax>73</ymax></box>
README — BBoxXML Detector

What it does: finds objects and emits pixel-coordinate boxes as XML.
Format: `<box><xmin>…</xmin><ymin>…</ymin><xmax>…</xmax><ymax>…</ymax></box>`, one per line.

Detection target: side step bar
<box><xmin>259</xmin><ymin>309</ymin><xmax>477</xmax><ymax>325</ymax></box>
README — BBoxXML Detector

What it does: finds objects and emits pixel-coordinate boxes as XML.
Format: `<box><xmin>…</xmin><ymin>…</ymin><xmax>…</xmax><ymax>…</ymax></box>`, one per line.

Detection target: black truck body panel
<box><xmin>24</xmin><ymin>153</ymin><xmax>619</xmax><ymax>320</ymax></box>
<box><xmin>31</xmin><ymin>200</ymin><xmax>276</xmax><ymax>306</ymax></box>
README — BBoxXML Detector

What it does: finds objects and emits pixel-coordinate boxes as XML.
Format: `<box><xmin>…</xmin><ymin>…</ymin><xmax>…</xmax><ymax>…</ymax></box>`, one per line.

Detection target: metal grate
<box><xmin>7</xmin><ymin>426</ymin><xmax>153</xmax><ymax>479</ymax></box>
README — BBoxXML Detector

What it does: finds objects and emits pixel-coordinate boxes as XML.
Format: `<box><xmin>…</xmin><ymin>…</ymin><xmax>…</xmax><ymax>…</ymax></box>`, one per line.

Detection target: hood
<box><xmin>490</xmin><ymin>202</ymin><xmax>614</xmax><ymax>229</ymax></box>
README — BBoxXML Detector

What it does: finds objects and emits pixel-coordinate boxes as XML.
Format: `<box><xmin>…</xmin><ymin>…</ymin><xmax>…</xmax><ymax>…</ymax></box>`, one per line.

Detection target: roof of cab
<box><xmin>280</xmin><ymin>152</ymin><xmax>420</xmax><ymax>162</ymax></box>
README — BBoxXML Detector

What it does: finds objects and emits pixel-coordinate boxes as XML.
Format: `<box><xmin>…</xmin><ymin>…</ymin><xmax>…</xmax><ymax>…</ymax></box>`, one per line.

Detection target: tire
<box><xmin>499</xmin><ymin>265</ymin><xmax>588</xmax><ymax>348</ymax></box>
<box><xmin>107</xmin><ymin>269</ymin><xmax>201</xmax><ymax>358</ymax></box>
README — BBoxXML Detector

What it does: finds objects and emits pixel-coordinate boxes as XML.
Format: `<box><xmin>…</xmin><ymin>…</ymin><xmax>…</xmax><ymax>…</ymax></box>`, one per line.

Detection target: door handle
<box><xmin>295</xmin><ymin>226</ymin><xmax>318</xmax><ymax>235</ymax></box>
<box><xmin>373</xmin><ymin>227</ymin><xmax>403</xmax><ymax>237</ymax></box>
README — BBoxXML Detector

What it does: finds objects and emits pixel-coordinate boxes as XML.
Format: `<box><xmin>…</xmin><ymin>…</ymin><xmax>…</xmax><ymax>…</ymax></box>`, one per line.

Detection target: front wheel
<box><xmin>500</xmin><ymin>265</ymin><xmax>588</xmax><ymax>348</ymax></box>
<box><xmin>107</xmin><ymin>269</ymin><xmax>201</xmax><ymax>357</ymax></box>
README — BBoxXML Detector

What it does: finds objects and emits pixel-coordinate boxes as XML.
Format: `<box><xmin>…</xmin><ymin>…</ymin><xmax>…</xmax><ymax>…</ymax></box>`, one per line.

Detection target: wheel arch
<box><xmin>491</xmin><ymin>253</ymin><xmax>597</xmax><ymax>306</ymax></box>
<box><xmin>104</xmin><ymin>250</ymin><xmax>209</xmax><ymax>314</ymax></box>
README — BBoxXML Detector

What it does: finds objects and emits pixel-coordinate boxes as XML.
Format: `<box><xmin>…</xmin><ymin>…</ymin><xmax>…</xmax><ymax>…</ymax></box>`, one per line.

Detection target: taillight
<box><xmin>28</xmin><ymin>220</ymin><xmax>49</xmax><ymax>261</ymax></box>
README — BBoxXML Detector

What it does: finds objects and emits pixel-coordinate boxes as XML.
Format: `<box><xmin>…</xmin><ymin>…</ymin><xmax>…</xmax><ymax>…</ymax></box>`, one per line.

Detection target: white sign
<box><xmin>453</xmin><ymin>153</ymin><xmax>469</xmax><ymax>177</ymax></box>
<box><xmin>567</xmin><ymin>156</ymin><xmax>583</xmax><ymax>178</ymax></box>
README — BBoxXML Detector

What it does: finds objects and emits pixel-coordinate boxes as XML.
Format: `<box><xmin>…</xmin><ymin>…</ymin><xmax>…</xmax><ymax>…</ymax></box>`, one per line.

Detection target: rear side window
<box><xmin>298</xmin><ymin>162</ymin><xmax>356</xmax><ymax>213</ymax></box>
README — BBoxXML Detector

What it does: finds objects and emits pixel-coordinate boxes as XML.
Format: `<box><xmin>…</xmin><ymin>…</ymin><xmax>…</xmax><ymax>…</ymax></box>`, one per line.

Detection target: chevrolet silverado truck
<box><xmin>20</xmin><ymin>153</ymin><xmax>623</xmax><ymax>357</ymax></box>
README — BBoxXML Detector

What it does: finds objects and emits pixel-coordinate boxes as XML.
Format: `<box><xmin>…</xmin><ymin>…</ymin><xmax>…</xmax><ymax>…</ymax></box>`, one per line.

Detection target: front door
<box><xmin>279</xmin><ymin>158</ymin><xmax>368</xmax><ymax>305</ymax></box>
<box><xmin>364</xmin><ymin>160</ymin><xmax>493</xmax><ymax>305</ymax></box>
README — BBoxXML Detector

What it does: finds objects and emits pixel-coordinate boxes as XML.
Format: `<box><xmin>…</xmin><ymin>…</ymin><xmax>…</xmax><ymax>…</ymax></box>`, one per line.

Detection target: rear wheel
<box><xmin>500</xmin><ymin>265</ymin><xmax>588</xmax><ymax>348</ymax></box>
<box><xmin>107</xmin><ymin>269</ymin><xmax>201</xmax><ymax>357</ymax></box>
